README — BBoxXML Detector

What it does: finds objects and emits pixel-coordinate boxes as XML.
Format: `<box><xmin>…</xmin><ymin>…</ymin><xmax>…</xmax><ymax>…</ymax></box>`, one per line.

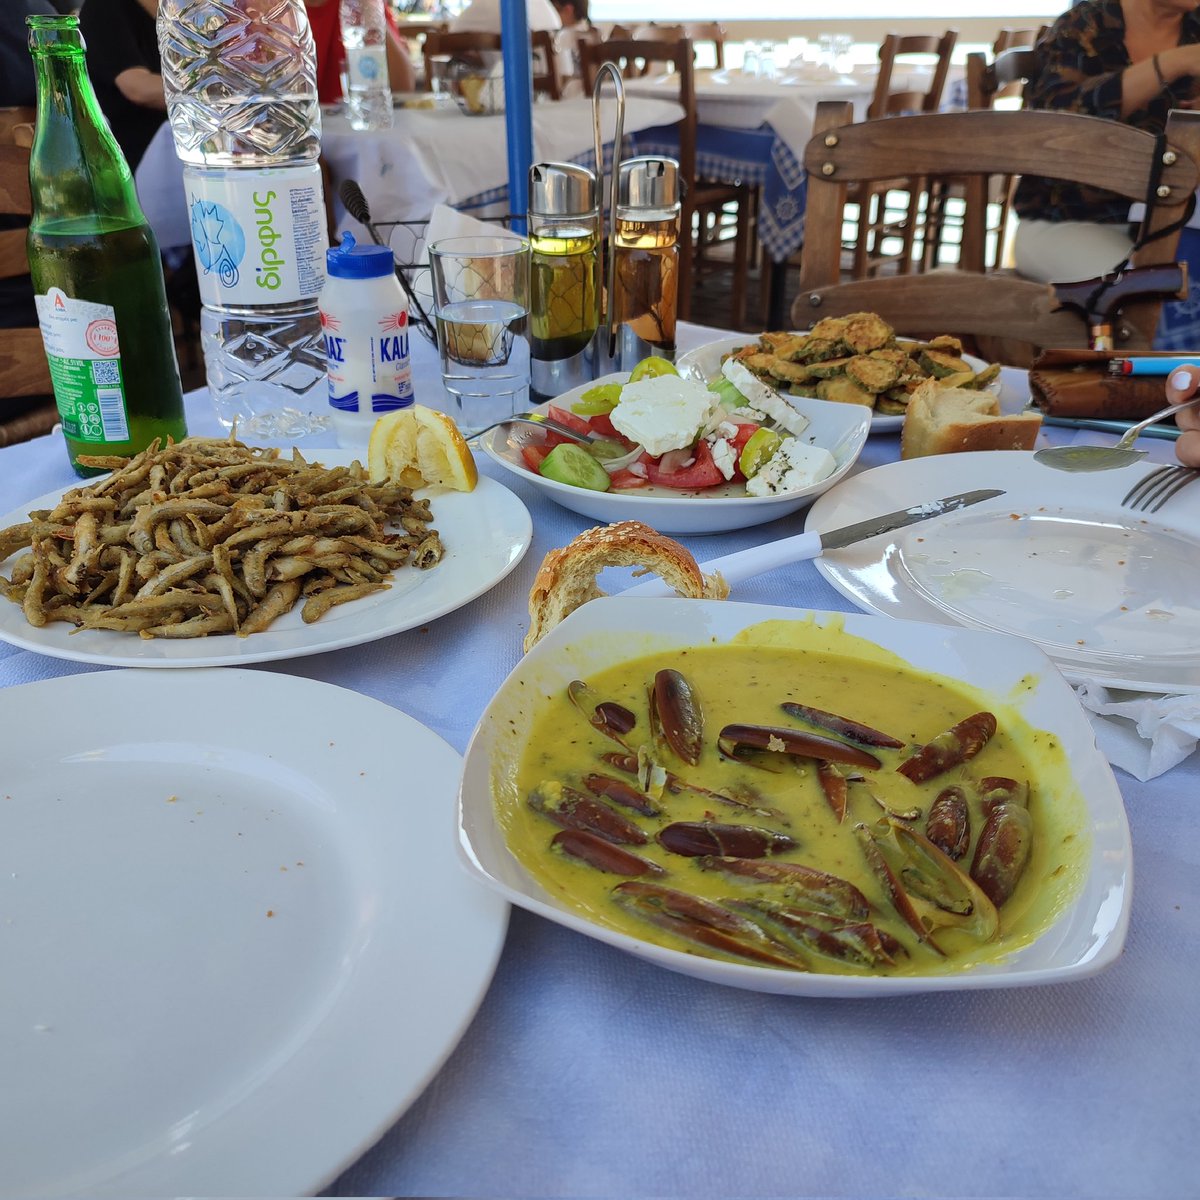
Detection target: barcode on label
<box><xmin>92</xmin><ymin>360</ymin><xmax>120</xmax><ymax>386</ymax></box>
<box><xmin>97</xmin><ymin>388</ymin><xmax>129</xmax><ymax>441</ymax></box>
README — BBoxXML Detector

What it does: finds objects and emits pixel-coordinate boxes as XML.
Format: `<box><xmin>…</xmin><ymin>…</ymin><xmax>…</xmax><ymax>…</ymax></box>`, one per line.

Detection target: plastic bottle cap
<box><xmin>326</xmin><ymin>230</ymin><xmax>395</xmax><ymax>279</ymax></box>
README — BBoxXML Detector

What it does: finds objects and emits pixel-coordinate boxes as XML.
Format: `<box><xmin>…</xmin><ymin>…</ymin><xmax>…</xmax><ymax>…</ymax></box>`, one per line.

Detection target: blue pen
<box><xmin>1106</xmin><ymin>355</ymin><xmax>1200</xmax><ymax>377</ymax></box>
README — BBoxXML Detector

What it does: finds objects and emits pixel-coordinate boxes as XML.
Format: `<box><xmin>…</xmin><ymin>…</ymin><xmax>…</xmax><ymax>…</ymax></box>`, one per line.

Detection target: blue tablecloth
<box><xmin>631</xmin><ymin>121</ymin><xmax>809</xmax><ymax>262</ymax></box>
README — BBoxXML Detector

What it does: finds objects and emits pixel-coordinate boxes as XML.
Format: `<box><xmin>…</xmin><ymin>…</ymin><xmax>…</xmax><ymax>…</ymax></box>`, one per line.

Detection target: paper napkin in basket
<box><xmin>412</xmin><ymin>203</ymin><xmax>512</xmax><ymax>313</ymax></box>
<box><xmin>1074</xmin><ymin>681</ymin><xmax>1200</xmax><ymax>781</ymax></box>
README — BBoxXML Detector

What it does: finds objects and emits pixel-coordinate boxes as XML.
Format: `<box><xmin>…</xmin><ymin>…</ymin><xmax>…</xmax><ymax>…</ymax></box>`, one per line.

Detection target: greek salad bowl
<box><xmin>479</xmin><ymin>373</ymin><xmax>871</xmax><ymax>535</ymax></box>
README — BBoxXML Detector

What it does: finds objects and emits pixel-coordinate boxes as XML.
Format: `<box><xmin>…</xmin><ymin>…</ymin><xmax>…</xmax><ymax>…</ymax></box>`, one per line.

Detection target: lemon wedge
<box><xmin>368</xmin><ymin>405</ymin><xmax>479</xmax><ymax>492</ymax></box>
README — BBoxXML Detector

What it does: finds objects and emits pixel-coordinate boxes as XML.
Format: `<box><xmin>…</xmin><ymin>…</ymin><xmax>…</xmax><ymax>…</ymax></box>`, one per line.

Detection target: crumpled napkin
<box><xmin>1074</xmin><ymin>681</ymin><xmax>1200</xmax><ymax>781</ymax></box>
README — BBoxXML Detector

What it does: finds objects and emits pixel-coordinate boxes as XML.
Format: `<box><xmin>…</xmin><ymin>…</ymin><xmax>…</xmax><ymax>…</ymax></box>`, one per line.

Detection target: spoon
<box><xmin>469</xmin><ymin>413</ymin><xmax>645</xmax><ymax>469</ymax></box>
<box><xmin>1033</xmin><ymin>394</ymin><xmax>1200</xmax><ymax>472</ymax></box>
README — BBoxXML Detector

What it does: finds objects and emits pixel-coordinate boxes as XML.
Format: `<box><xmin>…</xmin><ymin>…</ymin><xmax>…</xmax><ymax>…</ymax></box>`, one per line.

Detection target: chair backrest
<box><xmin>795</xmin><ymin>101</ymin><xmax>1200</xmax><ymax>358</ymax></box>
<box><xmin>530</xmin><ymin>28</ymin><xmax>563</xmax><ymax>99</ymax></box>
<box><xmin>683</xmin><ymin>22</ymin><xmax>725</xmax><ymax>68</ymax></box>
<box><xmin>867</xmin><ymin>31</ymin><xmax>957</xmax><ymax>120</ymax></box>
<box><xmin>966</xmin><ymin>46</ymin><xmax>1040</xmax><ymax>109</ymax></box>
<box><xmin>0</xmin><ymin>139</ymin><xmax>54</xmax><ymax>401</ymax></box>
<box><xmin>993</xmin><ymin>26</ymin><xmax>1049</xmax><ymax>54</ymax></box>
<box><xmin>422</xmin><ymin>29</ymin><xmax>560</xmax><ymax>101</ymax></box>
<box><xmin>580</xmin><ymin>37</ymin><xmax>696</xmax><ymax>316</ymax></box>
<box><xmin>422</xmin><ymin>29</ymin><xmax>502</xmax><ymax>81</ymax></box>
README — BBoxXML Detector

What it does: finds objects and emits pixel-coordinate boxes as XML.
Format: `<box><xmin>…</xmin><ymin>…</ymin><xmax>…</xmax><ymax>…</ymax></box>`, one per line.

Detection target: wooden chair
<box><xmin>851</xmin><ymin>30</ymin><xmax>958</xmax><ymax>278</ymax></box>
<box><xmin>581</xmin><ymin>37</ymin><xmax>756</xmax><ymax>327</ymax></box>
<box><xmin>422</xmin><ymin>29</ymin><xmax>561</xmax><ymax>102</ymax></box>
<box><xmin>682</xmin><ymin>22</ymin><xmax>725</xmax><ymax>69</ymax></box>
<box><xmin>921</xmin><ymin>46</ymin><xmax>1042</xmax><ymax>271</ymax></box>
<box><xmin>0</xmin><ymin>130</ymin><xmax>57</xmax><ymax>446</ymax></box>
<box><xmin>795</xmin><ymin>101</ymin><xmax>1200</xmax><ymax>364</ymax></box>
<box><xmin>992</xmin><ymin>26</ymin><xmax>1048</xmax><ymax>55</ymax></box>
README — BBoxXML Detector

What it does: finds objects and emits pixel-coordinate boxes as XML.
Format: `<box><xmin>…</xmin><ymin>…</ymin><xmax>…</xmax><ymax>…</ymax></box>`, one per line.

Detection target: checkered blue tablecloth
<box><xmin>629</xmin><ymin>122</ymin><xmax>809</xmax><ymax>262</ymax></box>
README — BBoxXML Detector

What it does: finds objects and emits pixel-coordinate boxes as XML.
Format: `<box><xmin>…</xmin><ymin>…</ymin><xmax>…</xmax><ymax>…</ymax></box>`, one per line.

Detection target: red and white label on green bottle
<box><xmin>34</xmin><ymin>287</ymin><xmax>131</xmax><ymax>443</ymax></box>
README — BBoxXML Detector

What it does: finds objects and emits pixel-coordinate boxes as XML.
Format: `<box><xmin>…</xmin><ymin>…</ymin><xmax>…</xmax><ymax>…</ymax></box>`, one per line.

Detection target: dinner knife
<box><xmin>621</xmin><ymin>488</ymin><xmax>1006</xmax><ymax>597</ymax></box>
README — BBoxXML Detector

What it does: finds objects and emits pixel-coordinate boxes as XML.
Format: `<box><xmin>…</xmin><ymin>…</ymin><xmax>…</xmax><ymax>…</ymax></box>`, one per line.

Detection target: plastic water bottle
<box><xmin>339</xmin><ymin>0</ymin><xmax>394</xmax><ymax>131</ymax></box>
<box><xmin>319</xmin><ymin>232</ymin><xmax>413</xmax><ymax>448</ymax></box>
<box><xmin>157</xmin><ymin>0</ymin><xmax>330</xmax><ymax>439</ymax></box>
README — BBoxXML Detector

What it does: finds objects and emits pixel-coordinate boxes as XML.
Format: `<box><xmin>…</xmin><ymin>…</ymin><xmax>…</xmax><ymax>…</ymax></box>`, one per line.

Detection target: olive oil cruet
<box><xmin>528</xmin><ymin>162</ymin><xmax>601</xmax><ymax>403</ymax></box>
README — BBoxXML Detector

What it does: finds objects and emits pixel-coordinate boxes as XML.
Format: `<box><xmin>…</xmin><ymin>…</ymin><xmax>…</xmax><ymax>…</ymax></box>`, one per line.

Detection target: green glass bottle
<box><xmin>26</xmin><ymin>14</ymin><xmax>186</xmax><ymax>477</ymax></box>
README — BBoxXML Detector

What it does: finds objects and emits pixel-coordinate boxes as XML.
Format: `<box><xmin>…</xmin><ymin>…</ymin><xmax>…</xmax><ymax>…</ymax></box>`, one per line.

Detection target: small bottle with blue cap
<box><xmin>319</xmin><ymin>231</ymin><xmax>414</xmax><ymax>447</ymax></box>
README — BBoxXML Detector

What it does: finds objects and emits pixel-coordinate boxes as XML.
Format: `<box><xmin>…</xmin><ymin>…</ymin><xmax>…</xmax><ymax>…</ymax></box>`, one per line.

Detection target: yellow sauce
<box><xmin>496</xmin><ymin>621</ymin><xmax>1089</xmax><ymax>976</ymax></box>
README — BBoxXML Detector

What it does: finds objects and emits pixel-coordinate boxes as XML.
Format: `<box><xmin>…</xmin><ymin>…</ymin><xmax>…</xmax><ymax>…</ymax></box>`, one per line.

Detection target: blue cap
<box><xmin>326</xmin><ymin>230</ymin><xmax>395</xmax><ymax>279</ymax></box>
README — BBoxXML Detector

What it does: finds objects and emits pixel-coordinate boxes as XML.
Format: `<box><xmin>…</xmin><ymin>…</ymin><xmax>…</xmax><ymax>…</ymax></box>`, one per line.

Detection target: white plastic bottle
<box><xmin>339</xmin><ymin>0</ymin><xmax>394</xmax><ymax>132</ymax></box>
<box><xmin>320</xmin><ymin>232</ymin><xmax>413</xmax><ymax>447</ymax></box>
<box><xmin>157</xmin><ymin>0</ymin><xmax>330</xmax><ymax>439</ymax></box>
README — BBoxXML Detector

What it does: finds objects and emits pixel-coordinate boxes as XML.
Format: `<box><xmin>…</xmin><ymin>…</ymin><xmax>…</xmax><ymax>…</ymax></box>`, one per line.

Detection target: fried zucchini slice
<box><xmin>845</xmin><ymin>355</ymin><xmax>901</xmax><ymax>394</ymax></box>
<box><xmin>918</xmin><ymin>349</ymin><xmax>973</xmax><ymax>379</ymax></box>
<box><xmin>876</xmin><ymin>393</ymin><xmax>910</xmax><ymax>415</ymax></box>
<box><xmin>766</xmin><ymin>358</ymin><xmax>821</xmax><ymax>384</ymax></box>
<box><xmin>726</xmin><ymin>348</ymin><xmax>777</xmax><ymax>377</ymax></box>
<box><xmin>970</xmin><ymin>362</ymin><xmax>1002</xmax><ymax>389</ymax></box>
<box><xmin>925</xmin><ymin>334</ymin><xmax>964</xmax><ymax>355</ymax></box>
<box><xmin>787</xmin><ymin>384</ymin><xmax>820</xmax><ymax>399</ymax></box>
<box><xmin>841</xmin><ymin>312</ymin><xmax>894</xmax><ymax>354</ymax></box>
<box><xmin>816</xmin><ymin>376</ymin><xmax>875</xmax><ymax>406</ymax></box>
<box><xmin>795</xmin><ymin>336</ymin><xmax>845</xmax><ymax>363</ymax></box>
<box><xmin>868</xmin><ymin>347</ymin><xmax>911</xmax><ymax>369</ymax></box>
<box><xmin>808</xmin><ymin>315</ymin><xmax>851</xmax><ymax>342</ymax></box>
<box><xmin>937</xmin><ymin>370</ymin><xmax>976</xmax><ymax>389</ymax></box>
<box><xmin>805</xmin><ymin>355</ymin><xmax>856</xmax><ymax>379</ymax></box>
<box><xmin>759</xmin><ymin>331</ymin><xmax>810</xmax><ymax>359</ymax></box>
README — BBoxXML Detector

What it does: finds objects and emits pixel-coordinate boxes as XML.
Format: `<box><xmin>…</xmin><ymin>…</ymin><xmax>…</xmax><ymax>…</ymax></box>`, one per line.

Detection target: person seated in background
<box><xmin>304</xmin><ymin>0</ymin><xmax>416</xmax><ymax>103</ymax></box>
<box><xmin>76</xmin><ymin>0</ymin><xmax>164</xmax><ymax>173</ymax></box>
<box><xmin>1012</xmin><ymin>0</ymin><xmax>1200</xmax><ymax>286</ymax></box>
<box><xmin>1165</xmin><ymin>364</ymin><xmax>1200</xmax><ymax>465</ymax></box>
<box><xmin>450</xmin><ymin>0</ymin><xmax>562</xmax><ymax>34</ymax></box>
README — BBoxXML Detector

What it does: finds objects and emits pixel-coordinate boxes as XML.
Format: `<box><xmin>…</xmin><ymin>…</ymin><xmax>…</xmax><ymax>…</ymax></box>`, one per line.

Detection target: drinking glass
<box><xmin>429</xmin><ymin>235</ymin><xmax>531</xmax><ymax>435</ymax></box>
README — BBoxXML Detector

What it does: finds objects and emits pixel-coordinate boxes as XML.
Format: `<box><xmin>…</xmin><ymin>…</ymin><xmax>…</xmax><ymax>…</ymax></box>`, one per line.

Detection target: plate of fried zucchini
<box><xmin>677</xmin><ymin>312</ymin><xmax>1002</xmax><ymax>433</ymax></box>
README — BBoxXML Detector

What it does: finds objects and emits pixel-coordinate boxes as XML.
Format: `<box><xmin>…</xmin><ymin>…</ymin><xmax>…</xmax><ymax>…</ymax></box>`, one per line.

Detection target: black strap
<box><xmin>1085</xmin><ymin>132</ymin><xmax>1196</xmax><ymax>316</ymax></box>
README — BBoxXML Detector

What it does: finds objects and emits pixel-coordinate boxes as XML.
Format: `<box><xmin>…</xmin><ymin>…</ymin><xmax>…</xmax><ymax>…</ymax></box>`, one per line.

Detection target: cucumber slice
<box><xmin>539</xmin><ymin>443</ymin><xmax>612</xmax><ymax>491</ymax></box>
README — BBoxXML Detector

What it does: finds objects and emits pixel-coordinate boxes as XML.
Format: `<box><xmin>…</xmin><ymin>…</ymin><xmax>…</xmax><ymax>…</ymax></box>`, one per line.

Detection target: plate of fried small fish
<box><xmin>677</xmin><ymin>312</ymin><xmax>1002</xmax><ymax>433</ymax></box>
<box><xmin>0</xmin><ymin>438</ymin><xmax>532</xmax><ymax>667</ymax></box>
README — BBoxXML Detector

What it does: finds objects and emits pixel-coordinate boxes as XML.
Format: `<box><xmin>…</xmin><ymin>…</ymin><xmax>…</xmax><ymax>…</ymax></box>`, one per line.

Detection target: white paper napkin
<box><xmin>1074</xmin><ymin>681</ymin><xmax>1200</xmax><ymax>780</ymax></box>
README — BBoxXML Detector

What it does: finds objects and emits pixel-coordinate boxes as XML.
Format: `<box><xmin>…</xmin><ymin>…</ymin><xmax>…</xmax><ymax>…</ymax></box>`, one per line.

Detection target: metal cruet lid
<box><xmin>528</xmin><ymin>161</ymin><xmax>598</xmax><ymax>218</ymax></box>
<box><xmin>618</xmin><ymin>156</ymin><xmax>680</xmax><ymax>210</ymax></box>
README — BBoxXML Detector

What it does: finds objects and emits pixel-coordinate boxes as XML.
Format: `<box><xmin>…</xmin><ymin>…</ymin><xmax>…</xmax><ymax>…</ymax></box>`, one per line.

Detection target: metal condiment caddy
<box><xmin>525</xmin><ymin>62</ymin><xmax>682</xmax><ymax>389</ymax></box>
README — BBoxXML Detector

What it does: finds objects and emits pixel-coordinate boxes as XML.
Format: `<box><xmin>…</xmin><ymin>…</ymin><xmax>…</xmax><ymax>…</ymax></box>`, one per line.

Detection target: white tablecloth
<box><xmin>1</xmin><ymin>325</ymin><xmax>1197</xmax><ymax>1198</ymax></box>
<box><xmin>135</xmin><ymin>95</ymin><xmax>685</xmax><ymax>254</ymax></box>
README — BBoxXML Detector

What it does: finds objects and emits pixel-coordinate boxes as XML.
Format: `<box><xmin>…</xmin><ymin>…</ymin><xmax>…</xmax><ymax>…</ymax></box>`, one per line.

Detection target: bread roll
<box><xmin>901</xmin><ymin>381</ymin><xmax>1042</xmax><ymax>459</ymax></box>
<box><xmin>524</xmin><ymin>521</ymin><xmax>728</xmax><ymax>651</ymax></box>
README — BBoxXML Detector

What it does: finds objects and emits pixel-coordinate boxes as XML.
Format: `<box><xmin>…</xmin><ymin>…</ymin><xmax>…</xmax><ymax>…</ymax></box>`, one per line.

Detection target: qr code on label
<box><xmin>91</xmin><ymin>360</ymin><xmax>120</xmax><ymax>385</ymax></box>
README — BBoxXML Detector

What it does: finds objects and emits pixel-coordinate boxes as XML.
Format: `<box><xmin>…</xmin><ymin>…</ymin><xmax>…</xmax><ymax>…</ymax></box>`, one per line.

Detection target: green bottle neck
<box><xmin>27</xmin><ymin>15</ymin><xmax>147</xmax><ymax>233</ymax></box>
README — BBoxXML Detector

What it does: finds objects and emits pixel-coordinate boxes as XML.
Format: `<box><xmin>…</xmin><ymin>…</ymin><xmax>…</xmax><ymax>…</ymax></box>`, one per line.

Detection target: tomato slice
<box><xmin>521</xmin><ymin>442</ymin><xmax>551</xmax><ymax>472</ymax></box>
<box><xmin>608</xmin><ymin>467</ymin><xmax>650</xmax><ymax>490</ymax></box>
<box><xmin>585</xmin><ymin>411</ymin><xmax>628</xmax><ymax>442</ymax></box>
<box><xmin>545</xmin><ymin>405</ymin><xmax>592</xmax><ymax>434</ymax></box>
<box><xmin>642</xmin><ymin>440</ymin><xmax>725</xmax><ymax>490</ymax></box>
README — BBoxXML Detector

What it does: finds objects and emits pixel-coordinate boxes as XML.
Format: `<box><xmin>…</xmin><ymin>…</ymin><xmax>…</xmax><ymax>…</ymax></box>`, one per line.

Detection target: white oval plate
<box><xmin>806</xmin><ymin>451</ymin><xmax>1200</xmax><ymax>693</ymax></box>
<box><xmin>458</xmin><ymin>597</ymin><xmax>1130</xmax><ymax>997</ymax></box>
<box><xmin>0</xmin><ymin>452</ymin><xmax>532</xmax><ymax>668</ymax></box>
<box><xmin>479</xmin><ymin>375</ymin><xmax>870</xmax><ymax>535</ymax></box>
<box><xmin>676</xmin><ymin>333</ymin><xmax>1003</xmax><ymax>433</ymax></box>
<box><xmin>0</xmin><ymin>668</ymin><xmax>507</xmax><ymax>1197</ymax></box>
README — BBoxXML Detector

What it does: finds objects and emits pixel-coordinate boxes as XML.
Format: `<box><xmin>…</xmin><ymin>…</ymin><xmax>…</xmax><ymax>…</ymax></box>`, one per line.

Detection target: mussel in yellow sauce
<box><xmin>500</xmin><ymin>624</ymin><xmax>1089</xmax><ymax>976</ymax></box>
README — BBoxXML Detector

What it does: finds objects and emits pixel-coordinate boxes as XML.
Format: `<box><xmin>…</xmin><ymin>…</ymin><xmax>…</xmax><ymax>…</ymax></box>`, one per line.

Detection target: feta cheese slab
<box><xmin>744</xmin><ymin>437</ymin><xmax>837</xmax><ymax>497</ymax></box>
<box><xmin>721</xmin><ymin>360</ymin><xmax>811</xmax><ymax>438</ymax></box>
<box><xmin>610</xmin><ymin>375</ymin><xmax>721</xmax><ymax>457</ymax></box>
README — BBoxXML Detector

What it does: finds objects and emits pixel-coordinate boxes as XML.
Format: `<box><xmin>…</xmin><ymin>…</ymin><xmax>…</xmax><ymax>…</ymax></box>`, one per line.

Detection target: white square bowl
<box><xmin>458</xmin><ymin>597</ymin><xmax>1132</xmax><ymax>997</ymax></box>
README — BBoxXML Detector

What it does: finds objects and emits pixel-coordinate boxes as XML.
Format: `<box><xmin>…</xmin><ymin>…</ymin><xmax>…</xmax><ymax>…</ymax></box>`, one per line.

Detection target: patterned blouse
<box><xmin>1013</xmin><ymin>0</ymin><xmax>1200</xmax><ymax>224</ymax></box>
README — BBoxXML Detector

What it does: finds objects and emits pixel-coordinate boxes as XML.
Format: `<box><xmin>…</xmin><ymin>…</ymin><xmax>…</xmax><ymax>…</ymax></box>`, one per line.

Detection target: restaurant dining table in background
<box><xmin>133</xmin><ymin>94</ymin><xmax>686</xmax><ymax>255</ymax></box>
<box><xmin>0</xmin><ymin>321</ymin><xmax>1196</xmax><ymax>1197</ymax></box>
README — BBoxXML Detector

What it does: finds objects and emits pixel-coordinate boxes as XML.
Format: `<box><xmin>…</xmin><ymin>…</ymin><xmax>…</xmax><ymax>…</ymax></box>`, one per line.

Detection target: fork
<box><xmin>1122</xmin><ymin>464</ymin><xmax>1200</xmax><ymax>512</ymax></box>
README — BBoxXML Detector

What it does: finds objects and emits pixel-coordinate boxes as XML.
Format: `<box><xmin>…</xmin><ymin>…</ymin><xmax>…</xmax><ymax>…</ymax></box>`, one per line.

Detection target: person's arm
<box><xmin>1165</xmin><ymin>366</ymin><xmax>1200</xmax><ymax>467</ymax></box>
<box><xmin>114</xmin><ymin>64</ymin><xmax>166</xmax><ymax>110</ymax></box>
<box><xmin>384</xmin><ymin>21</ymin><xmax>416</xmax><ymax>92</ymax></box>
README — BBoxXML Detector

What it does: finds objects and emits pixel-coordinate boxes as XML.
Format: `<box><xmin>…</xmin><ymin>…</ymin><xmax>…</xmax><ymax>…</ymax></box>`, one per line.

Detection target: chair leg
<box><xmin>729</xmin><ymin>188</ymin><xmax>752</xmax><ymax>330</ymax></box>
